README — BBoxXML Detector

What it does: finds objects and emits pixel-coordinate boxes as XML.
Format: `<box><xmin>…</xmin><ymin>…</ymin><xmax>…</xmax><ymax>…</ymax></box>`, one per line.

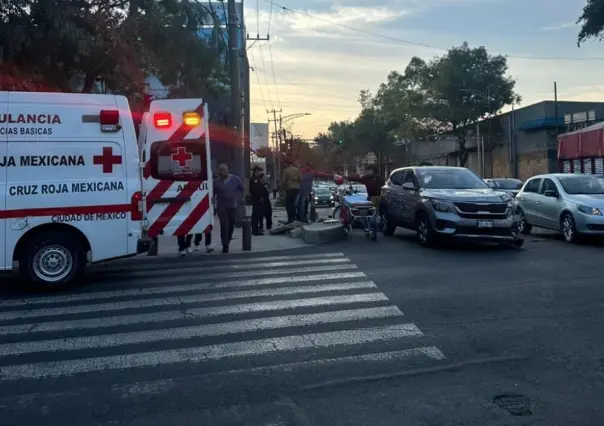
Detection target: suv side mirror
<box><xmin>486</xmin><ymin>181</ymin><xmax>495</xmax><ymax>188</ymax></box>
<box><xmin>402</xmin><ymin>182</ymin><xmax>416</xmax><ymax>191</ymax></box>
<box><xmin>543</xmin><ymin>190</ymin><xmax>558</xmax><ymax>198</ymax></box>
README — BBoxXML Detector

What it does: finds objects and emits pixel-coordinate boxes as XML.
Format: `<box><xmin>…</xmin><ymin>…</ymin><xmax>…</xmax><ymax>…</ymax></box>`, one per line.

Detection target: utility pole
<box><xmin>227</xmin><ymin>0</ymin><xmax>242</xmax><ymax>178</ymax></box>
<box><xmin>267</xmin><ymin>108</ymin><xmax>282</xmax><ymax>188</ymax></box>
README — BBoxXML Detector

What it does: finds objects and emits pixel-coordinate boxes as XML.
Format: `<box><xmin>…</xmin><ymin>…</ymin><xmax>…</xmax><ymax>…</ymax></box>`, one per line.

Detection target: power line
<box><xmin>265</xmin><ymin>0</ymin><xmax>604</xmax><ymax>61</ymax></box>
<box><xmin>257</xmin><ymin>44</ymin><xmax>275</xmax><ymax>107</ymax></box>
<box><xmin>267</xmin><ymin>39</ymin><xmax>282</xmax><ymax>109</ymax></box>
<box><xmin>249</xmin><ymin>49</ymin><xmax>268</xmax><ymax>111</ymax></box>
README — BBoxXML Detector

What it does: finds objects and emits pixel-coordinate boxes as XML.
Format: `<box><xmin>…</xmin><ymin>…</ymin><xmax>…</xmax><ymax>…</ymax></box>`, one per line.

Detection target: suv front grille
<box><xmin>455</xmin><ymin>202</ymin><xmax>508</xmax><ymax>214</ymax></box>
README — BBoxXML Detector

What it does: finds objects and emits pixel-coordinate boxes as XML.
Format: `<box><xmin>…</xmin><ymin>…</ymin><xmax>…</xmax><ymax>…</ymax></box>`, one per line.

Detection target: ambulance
<box><xmin>0</xmin><ymin>91</ymin><xmax>213</xmax><ymax>289</ymax></box>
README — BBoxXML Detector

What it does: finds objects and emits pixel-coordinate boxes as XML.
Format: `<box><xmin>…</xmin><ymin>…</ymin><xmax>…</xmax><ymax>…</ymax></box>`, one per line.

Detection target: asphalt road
<box><xmin>0</xmin><ymin>227</ymin><xmax>603</xmax><ymax>425</ymax></box>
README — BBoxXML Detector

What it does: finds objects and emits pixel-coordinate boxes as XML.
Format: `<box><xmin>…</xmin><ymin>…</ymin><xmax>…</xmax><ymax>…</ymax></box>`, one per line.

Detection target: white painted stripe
<box><xmin>0</xmin><ymin>281</ymin><xmax>378</xmax><ymax>320</ymax></box>
<box><xmin>107</xmin><ymin>263</ymin><xmax>357</xmax><ymax>281</ymax></box>
<box><xmin>89</xmin><ymin>265</ymin><xmax>359</xmax><ymax>289</ymax></box>
<box><xmin>106</xmin><ymin>252</ymin><xmax>346</xmax><ymax>269</ymax></box>
<box><xmin>0</xmin><ymin>324</ymin><xmax>423</xmax><ymax>381</ymax></box>
<box><xmin>0</xmin><ymin>293</ymin><xmax>388</xmax><ymax>335</ymax></box>
<box><xmin>99</xmin><ymin>257</ymin><xmax>352</xmax><ymax>275</ymax></box>
<box><xmin>0</xmin><ymin>273</ymin><xmax>367</xmax><ymax>320</ymax></box>
<box><xmin>0</xmin><ymin>281</ymin><xmax>377</xmax><ymax>309</ymax></box>
<box><xmin>0</xmin><ymin>307</ymin><xmax>405</xmax><ymax>356</ymax></box>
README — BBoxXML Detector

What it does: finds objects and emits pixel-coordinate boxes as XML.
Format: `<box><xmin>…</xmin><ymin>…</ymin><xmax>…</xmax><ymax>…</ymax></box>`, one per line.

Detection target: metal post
<box><xmin>310</xmin><ymin>202</ymin><xmax>317</xmax><ymax>222</ymax></box>
<box><xmin>487</xmin><ymin>86</ymin><xmax>493</xmax><ymax>178</ymax></box>
<box><xmin>476</xmin><ymin>122</ymin><xmax>482</xmax><ymax>177</ymax></box>
<box><xmin>241</xmin><ymin>216</ymin><xmax>252</xmax><ymax>251</ymax></box>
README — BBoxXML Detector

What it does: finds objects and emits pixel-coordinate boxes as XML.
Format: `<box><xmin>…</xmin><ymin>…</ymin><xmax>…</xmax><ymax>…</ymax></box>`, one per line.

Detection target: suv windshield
<box><xmin>417</xmin><ymin>169</ymin><xmax>488</xmax><ymax>190</ymax></box>
<box><xmin>315</xmin><ymin>188</ymin><xmax>331</xmax><ymax>195</ymax></box>
<box><xmin>493</xmin><ymin>179</ymin><xmax>523</xmax><ymax>189</ymax></box>
<box><xmin>559</xmin><ymin>175</ymin><xmax>604</xmax><ymax>194</ymax></box>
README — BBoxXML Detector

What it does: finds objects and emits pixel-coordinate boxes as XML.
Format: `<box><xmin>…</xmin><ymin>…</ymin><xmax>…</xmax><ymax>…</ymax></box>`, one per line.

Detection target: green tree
<box><xmin>577</xmin><ymin>0</ymin><xmax>604</xmax><ymax>44</ymax></box>
<box><xmin>0</xmin><ymin>0</ymin><xmax>226</xmax><ymax>96</ymax></box>
<box><xmin>352</xmin><ymin>90</ymin><xmax>396</xmax><ymax>175</ymax></box>
<box><xmin>394</xmin><ymin>42</ymin><xmax>520</xmax><ymax>166</ymax></box>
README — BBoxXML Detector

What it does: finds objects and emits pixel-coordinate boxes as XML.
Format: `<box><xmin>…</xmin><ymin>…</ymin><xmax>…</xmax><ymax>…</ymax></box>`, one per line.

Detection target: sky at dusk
<box><xmin>245</xmin><ymin>0</ymin><xmax>604</xmax><ymax>141</ymax></box>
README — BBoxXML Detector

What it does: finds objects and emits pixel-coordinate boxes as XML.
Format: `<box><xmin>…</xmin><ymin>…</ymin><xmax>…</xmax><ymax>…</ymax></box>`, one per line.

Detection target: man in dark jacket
<box><xmin>250</xmin><ymin>166</ymin><xmax>268</xmax><ymax>235</ymax></box>
<box><xmin>347</xmin><ymin>164</ymin><xmax>385</xmax><ymax>208</ymax></box>
<box><xmin>260</xmin><ymin>172</ymin><xmax>273</xmax><ymax>230</ymax></box>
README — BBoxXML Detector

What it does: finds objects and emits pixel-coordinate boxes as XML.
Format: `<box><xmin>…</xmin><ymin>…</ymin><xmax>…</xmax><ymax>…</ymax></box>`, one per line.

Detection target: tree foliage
<box><xmin>0</xmin><ymin>0</ymin><xmax>227</xmax><ymax>96</ymax></box>
<box><xmin>317</xmin><ymin>42</ymin><xmax>519</xmax><ymax>168</ymax></box>
<box><xmin>577</xmin><ymin>0</ymin><xmax>604</xmax><ymax>44</ymax></box>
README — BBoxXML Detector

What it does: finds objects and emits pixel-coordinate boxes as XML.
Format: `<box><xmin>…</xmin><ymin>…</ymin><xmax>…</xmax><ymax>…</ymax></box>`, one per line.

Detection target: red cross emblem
<box><xmin>171</xmin><ymin>147</ymin><xmax>193</xmax><ymax>167</ymax></box>
<box><xmin>93</xmin><ymin>147</ymin><xmax>122</xmax><ymax>173</ymax></box>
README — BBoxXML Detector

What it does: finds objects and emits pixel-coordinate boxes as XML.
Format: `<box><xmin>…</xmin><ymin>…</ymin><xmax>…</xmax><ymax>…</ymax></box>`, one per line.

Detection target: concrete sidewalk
<box><xmin>153</xmin><ymin>206</ymin><xmax>307</xmax><ymax>257</ymax></box>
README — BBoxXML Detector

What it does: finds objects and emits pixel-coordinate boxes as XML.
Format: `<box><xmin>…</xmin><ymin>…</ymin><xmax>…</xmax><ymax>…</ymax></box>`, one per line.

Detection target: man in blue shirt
<box><xmin>213</xmin><ymin>163</ymin><xmax>244</xmax><ymax>253</ymax></box>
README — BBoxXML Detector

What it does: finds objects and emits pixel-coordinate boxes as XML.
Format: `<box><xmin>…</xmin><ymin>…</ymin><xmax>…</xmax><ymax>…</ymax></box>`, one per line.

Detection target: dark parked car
<box><xmin>312</xmin><ymin>187</ymin><xmax>335</xmax><ymax>207</ymax></box>
<box><xmin>380</xmin><ymin>166</ymin><xmax>523</xmax><ymax>247</ymax></box>
<box><xmin>484</xmin><ymin>178</ymin><xmax>524</xmax><ymax>197</ymax></box>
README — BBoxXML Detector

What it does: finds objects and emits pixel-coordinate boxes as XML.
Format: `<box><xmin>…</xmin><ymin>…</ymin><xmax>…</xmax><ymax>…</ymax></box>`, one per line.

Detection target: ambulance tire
<box><xmin>20</xmin><ymin>230</ymin><xmax>86</xmax><ymax>291</ymax></box>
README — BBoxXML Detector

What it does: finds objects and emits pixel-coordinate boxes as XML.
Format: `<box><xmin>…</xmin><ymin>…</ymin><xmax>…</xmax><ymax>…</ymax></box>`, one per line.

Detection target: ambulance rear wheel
<box><xmin>21</xmin><ymin>230</ymin><xmax>85</xmax><ymax>290</ymax></box>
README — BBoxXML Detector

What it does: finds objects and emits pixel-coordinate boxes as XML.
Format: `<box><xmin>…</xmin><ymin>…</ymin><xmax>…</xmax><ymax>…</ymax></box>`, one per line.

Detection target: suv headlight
<box><xmin>429</xmin><ymin>199</ymin><xmax>453</xmax><ymax>213</ymax></box>
<box><xmin>577</xmin><ymin>205</ymin><xmax>603</xmax><ymax>215</ymax></box>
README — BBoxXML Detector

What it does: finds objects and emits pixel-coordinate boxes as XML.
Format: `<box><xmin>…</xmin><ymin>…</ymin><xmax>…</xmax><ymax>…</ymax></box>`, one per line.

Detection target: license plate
<box><xmin>477</xmin><ymin>220</ymin><xmax>494</xmax><ymax>228</ymax></box>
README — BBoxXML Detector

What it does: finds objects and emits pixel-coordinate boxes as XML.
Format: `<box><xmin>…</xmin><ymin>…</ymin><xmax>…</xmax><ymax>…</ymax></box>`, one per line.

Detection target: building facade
<box><xmin>410</xmin><ymin>100</ymin><xmax>604</xmax><ymax>180</ymax></box>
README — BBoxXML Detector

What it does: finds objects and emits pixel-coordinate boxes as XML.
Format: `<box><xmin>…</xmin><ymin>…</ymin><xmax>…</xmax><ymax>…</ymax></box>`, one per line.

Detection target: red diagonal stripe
<box><xmin>143</xmin><ymin>103</ymin><xmax>204</xmax><ymax>180</ymax></box>
<box><xmin>173</xmin><ymin>194</ymin><xmax>210</xmax><ymax>236</ymax></box>
<box><xmin>147</xmin><ymin>180</ymin><xmax>202</xmax><ymax>238</ymax></box>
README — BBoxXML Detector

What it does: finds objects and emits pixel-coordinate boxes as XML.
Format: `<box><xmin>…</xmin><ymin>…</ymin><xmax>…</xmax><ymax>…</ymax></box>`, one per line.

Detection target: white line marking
<box><xmin>0</xmin><ymin>324</ymin><xmax>423</xmax><ymax>381</ymax></box>
<box><xmin>0</xmin><ymin>306</ymin><xmax>405</xmax><ymax>356</ymax></box>
<box><xmin>0</xmin><ymin>281</ymin><xmax>377</xmax><ymax>309</ymax></box>
<box><xmin>100</xmin><ymin>258</ymin><xmax>352</xmax><ymax>275</ymax></box>
<box><xmin>0</xmin><ymin>292</ymin><xmax>388</xmax><ymax>335</ymax></box>
<box><xmin>105</xmin><ymin>252</ymin><xmax>346</xmax><ymax>269</ymax></box>
<box><xmin>83</xmin><ymin>265</ymin><xmax>361</xmax><ymax>289</ymax></box>
<box><xmin>0</xmin><ymin>281</ymin><xmax>377</xmax><ymax>321</ymax></box>
<box><xmin>0</xmin><ymin>272</ymin><xmax>367</xmax><ymax>321</ymax></box>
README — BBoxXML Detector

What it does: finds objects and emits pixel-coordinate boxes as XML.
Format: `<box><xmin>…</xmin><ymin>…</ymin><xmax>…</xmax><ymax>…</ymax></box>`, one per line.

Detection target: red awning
<box><xmin>558</xmin><ymin>121</ymin><xmax>604</xmax><ymax>159</ymax></box>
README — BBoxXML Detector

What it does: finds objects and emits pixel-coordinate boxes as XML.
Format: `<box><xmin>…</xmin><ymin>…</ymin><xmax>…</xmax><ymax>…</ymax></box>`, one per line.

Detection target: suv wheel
<box><xmin>517</xmin><ymin>210</ymin><xmax>532</xmax><ymax>234</ymax></box>
<box><xmin>416</xmin><ymin>212</ymin><xmax>436</xmax><ymax>247</ymax></box>
<box><xmin>380</xmin><ymin>211</ymin><xmax>396</xmax><ymax>236</ymax></box>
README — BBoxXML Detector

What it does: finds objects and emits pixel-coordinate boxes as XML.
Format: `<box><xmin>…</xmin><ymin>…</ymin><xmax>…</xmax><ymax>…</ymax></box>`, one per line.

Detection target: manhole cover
<box><xmin>492</xmin><ymin>394</ymin><xmax>532</xmax><ymax>416</ymax></box>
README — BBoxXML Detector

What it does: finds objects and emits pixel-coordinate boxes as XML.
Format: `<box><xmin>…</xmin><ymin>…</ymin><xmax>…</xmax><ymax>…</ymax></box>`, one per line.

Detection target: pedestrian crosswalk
<box><xmin>0</xmin><ymin>252</ymin><xmax>445</xmax><ymax>384</ymax></box>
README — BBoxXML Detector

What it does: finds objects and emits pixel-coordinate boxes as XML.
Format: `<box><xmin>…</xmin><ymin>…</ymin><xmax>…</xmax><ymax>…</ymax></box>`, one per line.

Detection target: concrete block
<box><xmin>289</xmin><ymin>227</ymin><xmax>304</xmax><ymax>239</ymax></box>
<box><xmin>302</xmin><ymin>222</ymin><xmax>345</xmax><ymax>244</ymax></box>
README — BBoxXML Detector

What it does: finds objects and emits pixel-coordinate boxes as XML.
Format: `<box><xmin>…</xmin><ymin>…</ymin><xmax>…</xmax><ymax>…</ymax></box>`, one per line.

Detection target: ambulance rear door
<box><xmin>143</xmin><ymin>99</ymin><xmax>212</xmax><ymax>239</ymax></box>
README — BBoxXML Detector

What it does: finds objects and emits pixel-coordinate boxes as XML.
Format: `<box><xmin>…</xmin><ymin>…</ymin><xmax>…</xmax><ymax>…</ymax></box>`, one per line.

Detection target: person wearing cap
<box><xmin>250</xmin><ymin>165</ymin><xmax>268</xmax><ymax>235</ymax></box>
<box><xmin>281</xmin><ymin>158</ymin><xmax>302</xmax><ymax>223</ymax></box>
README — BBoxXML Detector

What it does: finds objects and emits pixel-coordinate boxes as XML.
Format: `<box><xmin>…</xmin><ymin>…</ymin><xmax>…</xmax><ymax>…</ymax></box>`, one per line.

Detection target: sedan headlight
<box><xmin>429</xmin><ymin>199</ymin><xmax>453</xmax><ymax>213</ymax></box>
<box><xmin>577</xmin><ymin>205</ymin><xmax>603</xmax><ymax>215</ymax></box>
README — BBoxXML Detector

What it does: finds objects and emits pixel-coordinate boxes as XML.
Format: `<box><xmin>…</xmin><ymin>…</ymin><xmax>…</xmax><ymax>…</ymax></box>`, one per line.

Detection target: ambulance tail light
<box><xmin>100</xmin><ymin>110</ymin><xmax>121</xmax><ymax>132</ymax></box>
<box><xmin>131</xmin><ymin>191</ymin><xmax>143</xmax><ymax>221</ymax></box>
<box><xmin>183</xmin><ymin>112</ymin><xmax>201</xmax><ymax>126</ymax></box>
<box><xmin>154</xmin><ymin>112</ymin><xmax>172</xmax><ymax>128</ymax></box>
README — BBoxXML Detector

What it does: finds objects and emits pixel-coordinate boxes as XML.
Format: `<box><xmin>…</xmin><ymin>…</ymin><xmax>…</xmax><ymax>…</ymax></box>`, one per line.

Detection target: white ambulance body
<box><xmin>0</xmin><ymin>91</ymin><xmax>212</xmax><ymax>288</ymax></box>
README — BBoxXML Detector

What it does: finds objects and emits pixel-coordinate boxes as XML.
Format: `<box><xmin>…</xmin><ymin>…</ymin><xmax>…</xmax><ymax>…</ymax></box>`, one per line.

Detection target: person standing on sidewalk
<box><xmin>298</xmin><ymin>162</ymin><xmax>334</xmax><ymax>223</ymax></box>
<box><xmin>250</xmin><ymin>166</ymin><xmax>267</xmax><ymax>236</ymax></box>
<box><xmin>281</xmin><ymin>158</ymin><xmax>302</xmax><ymax>223</ymax></box>
<box><xmin>261</xmin><ymin>172</ymin><xmax>273</xmax><ymax>230</ymax></box>
<box><xmin>213</xmin><ymin>163</ymin><xmax>244</xmax><ymax>253</ymax></box>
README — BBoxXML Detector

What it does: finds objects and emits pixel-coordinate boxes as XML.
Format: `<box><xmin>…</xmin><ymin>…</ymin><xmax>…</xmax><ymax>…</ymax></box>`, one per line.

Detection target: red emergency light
<box><xmin>153</xmin><ymin>112</ymin><xmax>172</xmax><ymax>128</ymax></box>
<box><xmin>99</xmin><ymin>110</ymin><xmax>120</xmax><ymax>132</ymax></box>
